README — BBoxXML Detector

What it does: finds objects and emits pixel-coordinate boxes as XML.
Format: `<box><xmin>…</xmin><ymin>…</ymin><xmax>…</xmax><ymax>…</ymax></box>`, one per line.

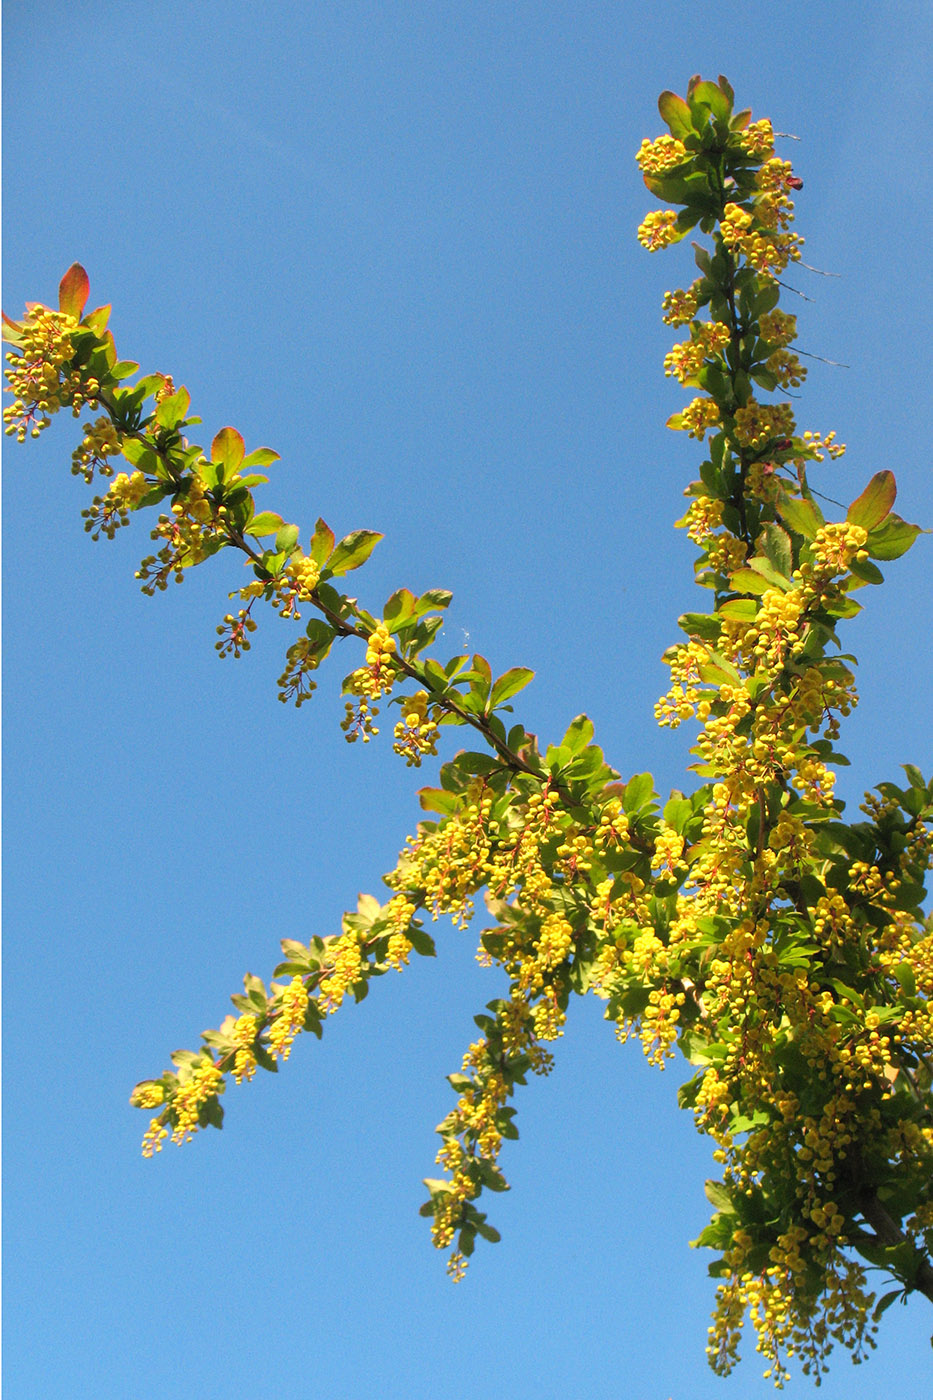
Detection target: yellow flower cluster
<box><xmin>317</xmin><ymin>933</ymin><xmax>365</xmax><ymax>1013</ymax></box>
<box><xmin>739</xmin><ymin>118</ymin><xmax>775</xmax><ymax>158</ymax></box>
<box><xmin>635</xmin><ymin>134</ymin><xmax>688</xmax><ymax>175</ymax></box>
<box><xmin>136</xmin><ymin>483</ymin><xmax>226</xmax><ymax>593</ymax></box>
<box><xmin>680</xmin><ymin>497</ymin><xmax>725</xmax><ymax>545</ymax></box>
<box><xmin>485</xmin><ymin>787</ymin><xmax>559</xmax><ymax>901</ymax></box>
<box><xmin>385</xmin><ymin>932</ymin><xmax>413</xmax><ymax>969</ymax></box>
<box><xmin>755</xmin><ymin>158</ymin><xmax>795</xmax><ymax>193</ymax></box>
<box><xmin>268</xmin><ymin>554</ymin><xmax>321</xmax><ymax>620</ymax></box>
<box><xmin>231</xmin><ymin>1014</ymin><xmax>260</xmax><ymax>1083</ymax></box>
<box><xmin>277</xmin><ymin>635</ymin><xmax>322</xmax><ymax>706</ymax></box>
<box><xmin>708</xmin><ymin>1249</ymin><xmax>876</xmax><ymax>1386</ymax></box>
<box><xmin>268</xmin><ymin>976</ymin><xmax>310</xmax><ymax>1060</ymax></box>
<box><xmin>637</xmin><ymin>209</ymin><xmax>680</xmax><ymax>251</ymax></box>
<box><xmin>141</xmin><ymin>1119</ymin><xmax>170</xmax><ymax>1157</ymax></box>
<box><xmin>720</xmin><ymin>202</ymin><xmax>803</xmax><ymax>276</ymax></box>
<box><xmin>766</xmin><ymin>349</ymin><xmax>807</xmax><ymax>389</ymax></box>
<box><xmin>663</xmin><ymin>321</ymin><xmax>731</xmax><ymax>384</ymax></box>
<box><xmin>755</xmin><ymin>190</ymin><xmax>795</xmax><ymax>234</ymax></box>
<box><xmin>661</xmin><ymin>284</ymin><xmax>700</xmax><ymax>327</ymax></box>
<box><xmin>652</xmin><ymin>823</ymin><xmax>685</xmax><ymax>872</ymax></box>
<box><xmin>341</xmin><ymin>624</ymin><xmax>399</xmax><ymax>743</ymax></box>
<box><xmin>797</xmin><ymin>429</ymin><xmax>846</xmax><ymax>462</ymax></box>
<box><xmin>169</xmin><ymin>1061</ymin><xmax>224</xmax><ymax>1146</ymax></box>
<box><xmin>72</xmin><ymin>415</ymin><xmax>123</xmax><ymax>482</ymax></box>
<box><xmin>215</xmin><ymin>607</ymin><xmax>258</xmax><ymax>660</ymax></box>
<box><xmin>388</xmin><ymin>785</ymin><xmax>494</xmax><ymax>928</ymax></box>
<box><xmin>393</xmin><ymin>690</ymin><xmax>440</xmax><ymax>767</ymax></box>
<box><xmin>809</xmin><ymin>521</ymin><xmax>868</xmax><ymax>573</ymax></box>
<box><xmin>733</xmin><ymin>399</ymin><xmax>796</xmax><ymax>449</ymax></box>
<box><xmin>83</xmin><ymin>470</ymin><xmax>151</xmax><ymax>541</ymax></box>
<box><xmin>3</xmin><ymin>306</ymin><xmax>87</xmax><ymax>441</ymax></box>
<box><xmin>130</xmin><ymin>1082</ymin><xmax>166</xmax><ymax>1109</ymax></box>
<box><xmin>677</xmin><ymin>396</ymin><xmax>721</xmax><ymax>440</ymax></box>
<box><xmin>759</xmin><ymin>310</ymin><xmax>797</xmax><ymax>346</ymax></box>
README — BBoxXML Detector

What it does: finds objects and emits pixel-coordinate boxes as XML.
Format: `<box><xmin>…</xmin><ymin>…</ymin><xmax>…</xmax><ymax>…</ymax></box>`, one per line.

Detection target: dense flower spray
<box><xmin>5</xmin><ymin>74</ymin><xmax>932</xmax><ymax>1386</ymax></box>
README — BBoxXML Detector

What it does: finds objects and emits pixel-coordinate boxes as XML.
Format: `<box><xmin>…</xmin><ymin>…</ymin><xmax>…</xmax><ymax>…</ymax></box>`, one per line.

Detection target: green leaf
<box><xmin>559</xmin><ymin>715</ymin><xmax>595</xmax><ymax>754</ymax></box>
<box><xmin>275</xmin><ymin>523</ymin><xmax>300</xmax><ymax>554</ymax></box>
<box><xmin>718</xmin><ymin>598</ymin><xmax>758</xmax><ymax>621</ymax></box>
<box><xmin>847</xmin><ymin>470</ymin><xmax>896</xmax><ymax>530</ymax></box>
<box><xmin>111</xmin><ymin>360</ymin><xmax>140</xmax><ymax>381</ymax></box>
<box><xmin>383</xmin><ymin>588</ymin><xmax>417</xmax><ymax>629</ymax></box>
<box><xmin>847</xmin><ymin>556</ymin><xmax>884</xmax><ymax>586</ymax></box>
<box><xmin>873</xmin><ymin>1289</ymin><xmax>905</xmax><ymax>1321</ymax></box>
<box><xmin>248</xmin><ymin>511</ymin><xmax>284</xmax><ymax>537</ymax></box>
<box><xmin>866</xmin><ymin>514</ymin><xmax>923</xmax><ymax>561</ymax></box>
<box><xmin>704</xmin><ymin>1180</ymin><xmax>736</xmax><ymax>1214</ymax></box>
<box><xmin>678</xmin><ymin>612</ymin><xmax>721</xmax><ymax>642</ymax></box>
<box><xmin>690</xmin><ymin>80</ymin><xmax>731</xmax><ymax>123</ymax></box>
<box><xmin>663</xmin><ymin>796</ymin><xmax>692</xmax><ymax>833</ymax></box>
<box><xmin>120</xmin><ymin>438</ymin><xmax>160</xmax><ymax>473</ymax></box>
<box><xmin>417</xmin><ymin>588</ymin><xmax>453</xmax><ymax>615</ymax></box>
<box><xmin>489</xmin><ymin>667</ymin><xmax>534</xmax><ymax>709</ymax></box>
<box><xmin>211</xmin><ymin>426</ymin><xmax>245</xmax><ymax>476</ymax></box>
<box><xmin>326</xmin><ymin>529</ymin><xmax>383</xmax><ymax>576</ymax></box>
<box><xmin>240</xmin><ymin>447</ymin><xmax>281</xmax><ymax>468</ymax></box>
<box><xmin>658</xmin><ymin>90</ymin><xmax>693</xmax><ymax>139</ymax></box>
<box><xmin>155</xmin><ymin>387</ymin><xmax>191</xmax><ymax>430</ymax></box>
<box><xmin>893</xmin><ymin>961</ymin><xmax>917</xmax><ymax>997</ymax></box>
<box><xmin>59</xmin><ymin>263</ymin><xmax>90</xmax><ymax>319</ymax></box>
<box><xmin>758</xmin><ymin>522</ymin><xmax>793</xmax><ymax>578</ymax></box>
<box><xmin>407</xmin><ymin>927</ymin><xmax>437</xmax><ymax>958</ymax></box>
<box><xmin>728</xmin><ymin>567</ymin><xmax>772</xmax><ymax>596</ymax></box>
<box><xmin>623</xmin><ymin>772</ymin><xmax>655</xmax><ymax>814</ymax></box>
<box><xmin>777</xmin><ymin>490</ymin><xmax>823</xmax><ymax>540</ymax></box>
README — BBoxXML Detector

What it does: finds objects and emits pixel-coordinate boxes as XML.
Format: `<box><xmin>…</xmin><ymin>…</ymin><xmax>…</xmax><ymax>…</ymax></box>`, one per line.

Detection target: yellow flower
<box><xmin>637</xmin><ymin>209</ymin><xmax>680</xmax><ymax>251</ymax></box>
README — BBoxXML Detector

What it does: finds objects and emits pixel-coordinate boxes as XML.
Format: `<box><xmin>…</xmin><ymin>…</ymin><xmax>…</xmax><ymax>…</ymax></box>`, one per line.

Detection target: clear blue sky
<box><xmin>4</xmin><ymin>4</ymin><xmax>932</xmax><ymax>1397</ymax></box>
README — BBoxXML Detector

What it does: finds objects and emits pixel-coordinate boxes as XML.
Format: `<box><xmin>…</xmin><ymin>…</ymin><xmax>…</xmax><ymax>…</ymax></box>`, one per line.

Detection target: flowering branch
<box><xmin>6</xmin><ymin>72</ymin><xmax>933</xmax><ymax>1386</ymax></box>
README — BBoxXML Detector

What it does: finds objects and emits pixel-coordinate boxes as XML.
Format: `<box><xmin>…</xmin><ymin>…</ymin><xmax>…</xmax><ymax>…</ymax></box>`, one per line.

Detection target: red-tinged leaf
<box><xmin>211</xmin><ymin>426</ymin><xmax>245</xmax><ymax>475</ymax></box>
<box><xmin>82</xmin><ymin>304</ymin><xmax>111</xmax><ymax>334</ymax></box>
<box><xmin>2</xmin><ymin>311</ymin><xmax>24</xmax><ymax>345</ymax></box>
<box><xmin>731</xmin><ymin>108</ymin><xmax>752</xmax><ymax>131</ymax></box>
<box><xmin>419</xmin><ymin>787</ymin><xmax>462</xmax><ymax>816</ymax></box>
<box><xmin>111</xmin><ymin>360</ymin><xmax>140</xmax><ymax>381</ymax></box>
<box><xmin>309</xmin><ymin>519</ymin><xmax>335</xmax><ymax>566</ymax></box>
<box><xmin>241</xmin><ymin>447</ymin><xmax>280</xmax><ymax>469</ymax></box>
<box><xmin>866</xmin><ymin>514</ymin><xmax>923</xmax><ymax>561</ymax></box>
<box><xmin>847</xmin><ymin>470</ymin><xmax>896</xmax><ymax>530</ymax></box>
<box><xmin>658</xmin><ymin>90</ymin><xmax>693</xmax><ymax>138</ymax></box>
<box><xmin>59</xmin><ymin>263</ymin><xmax>90</xmax><ymax>319</ymax></box>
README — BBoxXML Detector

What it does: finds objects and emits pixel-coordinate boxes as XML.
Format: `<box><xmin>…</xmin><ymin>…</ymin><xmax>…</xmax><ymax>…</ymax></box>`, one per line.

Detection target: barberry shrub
<box><xmin>6</xmin><ymin>75</ymin><xmax>932</xmax><ymax>1386</ymax></box>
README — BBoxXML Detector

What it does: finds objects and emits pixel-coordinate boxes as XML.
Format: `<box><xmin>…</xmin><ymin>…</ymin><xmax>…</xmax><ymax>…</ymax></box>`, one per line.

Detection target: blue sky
<box><xmin>4</xmin><ymin>3</ymin><xmax>933</xmax><ymax>1397</ymax></box>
